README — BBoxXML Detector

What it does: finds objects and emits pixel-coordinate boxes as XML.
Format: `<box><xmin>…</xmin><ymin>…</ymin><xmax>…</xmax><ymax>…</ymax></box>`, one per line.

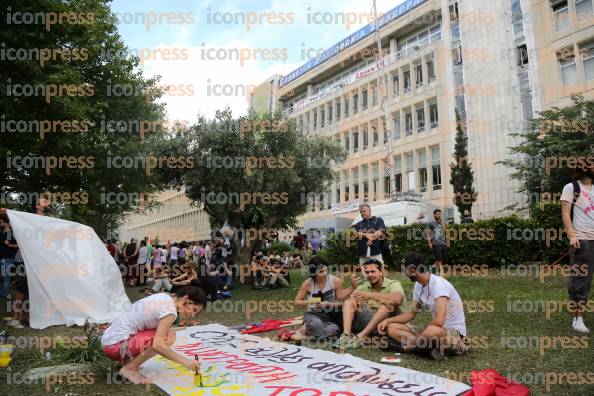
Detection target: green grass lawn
<box><xmin>1</xmin><ymin>269</ymin><xmax>593</xmax><ymax>395</ymax></box>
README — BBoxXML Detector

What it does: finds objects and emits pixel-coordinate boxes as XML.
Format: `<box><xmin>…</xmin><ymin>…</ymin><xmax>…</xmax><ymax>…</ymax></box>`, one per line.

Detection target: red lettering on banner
<box><xmin>265</xmin><ymin>386</ymin><xmax>300</xmax><ymax>396</ymax></box>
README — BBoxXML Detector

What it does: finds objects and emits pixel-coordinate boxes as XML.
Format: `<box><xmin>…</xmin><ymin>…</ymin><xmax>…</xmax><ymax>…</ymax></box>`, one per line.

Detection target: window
<box><xmin>336</xmin><ymin>101</ymin><xmax>341</xmax><ymax>120</ymax></box>
<box><xmin>362</xmin><ymin>90</ymin><xmax>368</xmax><ymax>109</ymax></box>
<box><xmin>454</xmin><ymin>68</ymin><xmax>464</xmax><ymax>87</ymax></box>
<box><xmin>321</xmin><ymin>109</ymin><xmax>325</xmax><ymax>128</ymax></box>
<box><xmin>513</xmin><ymin>19</ymin><xmax>524</xmax><ymax>40</ymax></box>
<box><xmin>519</xmin><ymin>71</ymin><xmax>531</xmax><ymax>93</ymax></box>
<box><xmin>373</xmin><ymin>127</ymin><xmax>379</xmax><ymax>147</ymax></box>
<box><xmin>451</xmin><ymin>24</ymin><xmax>461</xmax><ymax>42</ymax></box>
<box><xmin>406</xmin><ymin>153</ymin><xmax>415</xmax><ymax>192</ymax></box>
<box><xmin>431</xmin><ymin>146</ymin><xmax>442</xmax><ymax>190</ymax></box>
<box><xmin>363</xmin><ymin>128</ymin><xmax>369</xmax><ymax>150</ymax></box>
<box><xmin>328</xmin><ymin>105</ymin><xmax>333</xmax><ymax>124</ymax></box>
<box><xmin>427</xmin><ymin>59</ymin><xmax>436</xmax><ymax>81</ymax></box>
<box><xmin>517</xmin><ymin>44</ymin><xmax>529</xmax><ymax>67</ymax></box>
<box><xmin>343</xmin><ymin>170</ymin><xmax>350</xmax><ymax>201</ymax></box>
<box><xmin>344</xmin><ymin>97</ymin><xmax>349</xmax><ymax>117</ymax></box>
<box><xmin>449</xmin><ymin>2</ymin><xmax>459</xmax><ymax>21</ymax></box>
<box><xmin>362</xmin><ymin>165</ymin><xmax>369</xmax><ymax>202</ymax></box>
<box><xmin>419</xmin><ymin>150</ymin><xmax>428</xmax><ymax>193</ymax></box>
<box><xmin>299</xmin><ymin>116</ymin><xmax>304</xmax><ymax>132</ymax></box>
<box><xmin>417</xmin><ymin>108</ymin><xmax>425</xmax><ymax>132</ymax></box>
<box><xmin>453</xmin><ymin>46</ymin><xmax>463</xmax><ymax>65</ymax></box>
<box><xmin>393</xmin><ymin>117</ymin><xmax>401</xmax><ymax>139</ymax></box>
<box><xmin>384</xmin><ymin>176</ymin><xmax>391</xmax><ymax>199</ymax></box>
<box><xmin>313</xmin><ymin>110</ymin><xmax>317</xmax><ymax>130</ymax></box>
<box><xmin>576</xmin><ymin>0</ymin><xmax>593</xmax><ymax>22</ymax></box>
<box><xmin>521</xmin><ymin>98</ymin><xmax>534</xmax><ymax>123</ymax></box>
<box><xmin>430</xmin><ymin>103</ymin><xmax>439</xmax><ymax>127</ymax></box>
<box><xmin>511</xmin><ymin>0</ymin><xmax>522</xmax><ymax>16</ymax></box>
<box><xmin>372</xmin><ymin>87</ymin><xmax>378</xmax><ymax>106</ymax></box>
<box><xmin>344</xmin><ymin>134</ymin><xmax>350</xmax><ymax>152</ymax></box>
<box><xmin>353</xmin><ymin>94</ymin><xmax>359</xmax><ymax>114</ymax></box>
<box><xmin>372</xmin><ymin>163</ymin><xmax>379</xmax><ymax>201</ymax></box>
<box><xmin>455</xmin><ymin>95</ymin><xmax>466</xmax><ymax>118</ymax></box>
<box><xmin>405</xmin><ymin>112</ymin><xmax>413</xmax><ymax>136</ymax></box>
<box><xmin>415</xmin><ymin>64</ymin><xmax>423</xmax><ymax>87</ymax></box>
<box><xmin>395</xmin><ymin>156</ymin><xmax>402</xmax><ymax>192</ymax></box>
<box><xmin>559</xmin><ymin>50</ymin><xmax>578</xmax><ymax>84</ymax></box>
<box><xmin>552</xmin><ymin>1</ymin><xmax>570</xmax><ymax>31</ymax></box>
<box><xmin>403</xmin><ymin>69</ymin><xmax>411</xmax><ymax>92</ymax></box>
<box><xmin>392</xmin><ymin>74</ymin><xmax>400</xmax><ymax>96</ymax></box>
<box><xmin>353</xmin><ymin>168</ymin><xmax>359</xmax><ymax>200</ymax></box>
<box><xmin>582</xmin><ymin>42</ymin><xmax>594</xmax><ymax>80</ymax></box>
<box><xmin>353</xmin><ymin>130</ymin><xmax>359</xmax><ymax>153</ymax></box>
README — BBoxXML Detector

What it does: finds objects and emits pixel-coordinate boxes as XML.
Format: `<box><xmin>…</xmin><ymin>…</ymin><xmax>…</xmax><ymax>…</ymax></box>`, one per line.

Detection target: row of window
<box><xmin>559</xmin><ymin>41</ymin><xmax>594</xmax><ymax>84</ymax></box>
<box><xmin>552</xmin><ymin>0</ymin><xmax>593</xmax><ymax>32</ymax></box>
<box><xmin>308</xmin><ymin>147</ymin><xmax>443</xmax><ymax>212</ymax></box>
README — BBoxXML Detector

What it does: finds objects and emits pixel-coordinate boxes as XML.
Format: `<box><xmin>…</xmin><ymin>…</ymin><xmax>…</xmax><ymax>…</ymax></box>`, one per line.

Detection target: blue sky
<box><xmin>110</xmin><ymin>0</ymin><xmax>404</xmax><ymax>122</ymax></box>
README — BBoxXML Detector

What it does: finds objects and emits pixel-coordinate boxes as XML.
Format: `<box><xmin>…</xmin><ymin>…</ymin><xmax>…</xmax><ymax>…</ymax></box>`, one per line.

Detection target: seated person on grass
<box><xmin>290</xmin><ymin>256</ymin><xmax>358</xmax><ymax>341</ymax></box>
<box><xmin>101</xmin><ymin>286</ymin><xmax>205</xmax><ymax>384</ymax></box>
<box><xmin>148</xmin><ymin>265</ymin><xmax>172</xmax><ymax>294</ymax></box>
<box><xmin>290</xmin><ymin>249</ymin><xmax>304</xmax><ymax>268</ymax></box>
<box><xmin>171</xmin><ymin>263</ymin><xmax>198</xmax><ymax>293</ymax></box>
<box><xmin>335</xmin><ymin>259</ymin><xmax>406</xmax><ymax>350</ymax></box>
<box><xmin>252</xmin><ymin>254</ymin><xmax>269</xmax><ymax>289</ymax></box>
<box><xmin>267</xmin><ymin>255</ymin><xmax>290</xmax><ymax>289</ymax></box>
<box><xmin>378</xmin><ymin>252</ymin><xmax>468</xmax><ymax>360</ymax></box>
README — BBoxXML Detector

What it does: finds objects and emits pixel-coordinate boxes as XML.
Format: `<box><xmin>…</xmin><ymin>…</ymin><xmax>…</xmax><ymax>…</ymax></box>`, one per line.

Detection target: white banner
<box><xmin>141</xmin><ymin>324</ymin><xmax>470</xmax><ymax>396</ymax></box>
<box><xmin>6</xmin><ymin>210</ymin><xmax>131</xmax><ymax>329</ymax></box>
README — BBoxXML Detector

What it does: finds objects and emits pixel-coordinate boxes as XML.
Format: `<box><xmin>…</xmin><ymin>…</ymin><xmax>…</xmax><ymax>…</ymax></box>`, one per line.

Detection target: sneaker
<box><xmin>429</xmin><ymin>348</ymin><xmax>444</xmax><ymax>361</ymax></box>
<box><xmin>573</xmin><ymin>318</ymin><xmax>590</xmax><ymax>333</ymax></box>
<box><xmin>344</xmin><ymin>336</ymin><xmax>363</xmax><ymax>350</ymax></box>
<box><xmin>7</xmin><ymin>319</ymin><xmax>24</xmax><ymax>329</ymax></box>
<box><xmin>333</xmin><ymin>333</ymin><xmax>352</xmax><ymax>349</ymax></box>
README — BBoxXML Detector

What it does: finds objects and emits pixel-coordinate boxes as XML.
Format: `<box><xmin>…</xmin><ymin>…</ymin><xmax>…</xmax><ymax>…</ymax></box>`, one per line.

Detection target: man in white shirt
<box><xmin>561</xmin><ymin>166</ymin><xmax>594</xmax><ymax>333</ymax></box>
<box><xmin>379</xmin><ymin>252</ymin><xmax>468</xmax><ymax>360</ymax></box>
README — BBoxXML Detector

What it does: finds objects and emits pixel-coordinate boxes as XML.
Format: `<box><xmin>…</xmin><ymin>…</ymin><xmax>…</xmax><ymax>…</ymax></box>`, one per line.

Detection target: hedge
<box><xmin>323</xmin><ymin>204</ymin><xmax>568</xmax><ymax>270</ymax></box>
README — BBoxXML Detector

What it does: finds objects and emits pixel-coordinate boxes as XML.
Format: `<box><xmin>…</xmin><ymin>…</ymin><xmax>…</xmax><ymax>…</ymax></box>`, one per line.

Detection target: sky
<box><xmin>110</xmin><ymin>0</ymin><xmax>405</xmax><ymax>124</ymax></box>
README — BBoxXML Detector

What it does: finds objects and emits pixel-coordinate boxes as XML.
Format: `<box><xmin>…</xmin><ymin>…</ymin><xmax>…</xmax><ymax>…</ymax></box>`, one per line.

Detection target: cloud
<box><xmin>117</xmin><ymin>0</ymin><xmax>405</xmax><ymax>122</ymax></box>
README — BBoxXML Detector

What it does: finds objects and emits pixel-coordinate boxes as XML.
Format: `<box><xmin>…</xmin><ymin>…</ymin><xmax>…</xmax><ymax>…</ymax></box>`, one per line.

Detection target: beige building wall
<box><xmin>119</xmin><ymin>189</ymin><xmax>212</xmax><ymax>244</ymax></box>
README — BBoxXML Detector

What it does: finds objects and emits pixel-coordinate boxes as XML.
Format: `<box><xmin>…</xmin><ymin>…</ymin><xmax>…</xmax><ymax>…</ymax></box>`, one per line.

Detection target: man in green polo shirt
<box><xmin>334</xmin><ymin>259</ymin><xmax>406</xmax><ymax>350</ymax></box>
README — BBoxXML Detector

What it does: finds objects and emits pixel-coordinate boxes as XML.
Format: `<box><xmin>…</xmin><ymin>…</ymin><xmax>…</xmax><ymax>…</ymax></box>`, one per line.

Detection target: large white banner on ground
<box><xmin>141</xmin><ymin>324</ymin><xmax>470</xmax><ymax>396</ymax></box>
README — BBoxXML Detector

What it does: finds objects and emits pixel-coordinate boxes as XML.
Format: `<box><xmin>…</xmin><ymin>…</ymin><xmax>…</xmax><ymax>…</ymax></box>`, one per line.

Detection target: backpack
<box><xmin>570</xmin><ymin>181</ymin><xmax>581</xmax><ymax>223</ymax></box>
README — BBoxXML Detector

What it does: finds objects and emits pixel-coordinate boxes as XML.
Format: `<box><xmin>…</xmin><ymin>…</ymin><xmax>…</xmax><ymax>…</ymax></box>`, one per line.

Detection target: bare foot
<box><xmin>119</xmin><ymin>366</ymin><xmax>152</xmax><ymax>384</ymax></box>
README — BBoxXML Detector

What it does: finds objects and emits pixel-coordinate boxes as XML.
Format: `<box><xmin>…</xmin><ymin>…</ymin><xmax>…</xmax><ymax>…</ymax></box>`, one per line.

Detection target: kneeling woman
<box><xmin>292</xmin><ymin>257</ymin><xmax>357</xmax><ymax>341</ymax></box>
<box><xmin>101</xmin><ymin>286</ymin><xmax>205</xmax><ymax>384</ymax></box>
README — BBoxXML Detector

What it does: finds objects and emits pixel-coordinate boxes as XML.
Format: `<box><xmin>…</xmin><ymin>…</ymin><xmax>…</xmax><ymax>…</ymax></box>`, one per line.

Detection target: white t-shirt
<box><xmin>160</xmin><ymin>248</ymin><xmax>168</xmax><ymax>263</ymax></box>
<box><xmin>137</xmin><ymin>246</ymin><xmax>149</xmax><ymax>264</ymax></box>
<box><xmin>561</xmin><ymin>181</ymin><xmax>594</xmax><ymax>240</ymax></box>
<box><xmin>101</xmin><ymin>293</ymin><xmax>177</xmax><ymax>346</ymax></box>
<box><xmin>412</xmin><ymin>274</ymin><xmax>467</xmax><ymax>336</ymax></box>
<box><xmin>170</xmin><ymin>246</ymin><xmax>179</xmax><ymax>260</ymax></box>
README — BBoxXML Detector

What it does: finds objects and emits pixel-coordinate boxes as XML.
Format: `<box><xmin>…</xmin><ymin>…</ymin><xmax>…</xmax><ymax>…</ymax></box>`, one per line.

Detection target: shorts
<box><xmin>406</xmin><ymin>324</ymin><xmax>468</xmax><ymax>354</ymax></box>
<box><xmin>103</xmin><ymin>330</ymin><xmax>157</xmax><ymax>362</ymax></box>
<box><xmin>432</xmin><ymin>244</ymin><xmax>448</xmax><ymax>263</ymax></box>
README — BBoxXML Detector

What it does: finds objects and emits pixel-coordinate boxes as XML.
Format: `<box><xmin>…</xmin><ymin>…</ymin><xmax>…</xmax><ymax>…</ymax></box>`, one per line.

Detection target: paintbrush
<box><xmin>193</xmin><ymin>355</ymin><xmax>203</xmax><ymax>387</ymax></box>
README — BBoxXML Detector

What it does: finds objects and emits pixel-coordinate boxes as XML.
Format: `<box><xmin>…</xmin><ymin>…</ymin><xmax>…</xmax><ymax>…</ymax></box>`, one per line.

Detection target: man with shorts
<box><xmin>426</xmin><ymin>209</ymin><xmax>448</xmax><ymax>275</ymax></box>
<box><xmin>334</xmin><ymin>259</ymin><xmax>406</xmax><ymax>350</ymax></box>
<box><xmin>379</xmin><ymin>252</ymin><xmax>468</xmax><ymax>360</ymax></box>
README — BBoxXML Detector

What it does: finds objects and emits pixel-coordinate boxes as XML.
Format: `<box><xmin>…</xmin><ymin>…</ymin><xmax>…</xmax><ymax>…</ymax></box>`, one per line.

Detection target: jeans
<box><xmin>0</xmin><ymin>258</ymin><xmax>14</xmax><ymax>299</ymax></box>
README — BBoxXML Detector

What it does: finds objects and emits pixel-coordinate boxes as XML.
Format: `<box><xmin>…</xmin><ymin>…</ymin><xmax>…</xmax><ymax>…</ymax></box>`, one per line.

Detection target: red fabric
<box><xmin>462</xmin><ymin>369</ymin><xmax>530</xmax><ymax>396</ymax></box>
<box><xmin>103</xmin><ymin>330</ymin><xmax>157</xmax><ymax>362</ymax></box>
<box><xmin>240</xmin><ymin>319</ymin><xmax>294</xmax><ymax>334</ymax></box>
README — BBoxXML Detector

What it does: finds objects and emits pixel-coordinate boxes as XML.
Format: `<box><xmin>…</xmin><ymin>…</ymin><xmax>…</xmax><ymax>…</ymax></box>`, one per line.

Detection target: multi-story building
<box><xmin>119</xmin><ymin>0</ymin><xmax>594</xmax><ymax>241</ymax></box>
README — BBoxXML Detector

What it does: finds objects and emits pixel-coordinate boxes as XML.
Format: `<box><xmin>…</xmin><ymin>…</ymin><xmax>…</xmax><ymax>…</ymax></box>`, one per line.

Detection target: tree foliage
<box><xmin>499</xmin><ymin>95</ymin><xmax>594</xmax><ymax>206</ymax></box>
<box><xmin>0</xmin><ymin>0</ymin><xmax>169</xmax><ymax>237</ymax></box>
<box><xmin>450</xmin><ymin>110</ymin><xmax>476</xmax><ymax>214</ymax></box>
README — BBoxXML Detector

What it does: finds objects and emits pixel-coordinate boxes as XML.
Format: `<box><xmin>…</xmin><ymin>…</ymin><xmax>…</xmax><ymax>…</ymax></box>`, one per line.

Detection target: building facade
<box><xmin>119</xmin><ymin>0</ymin><xmax>594</xmax><ymax>240</ymax></box>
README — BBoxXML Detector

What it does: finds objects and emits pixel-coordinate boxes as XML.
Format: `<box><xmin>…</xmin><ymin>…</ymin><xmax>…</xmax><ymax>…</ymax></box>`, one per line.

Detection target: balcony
<box><xmin>283</xmin><ymin>30</ymin><xmax>442</xmax><ymax>116</ymax></box>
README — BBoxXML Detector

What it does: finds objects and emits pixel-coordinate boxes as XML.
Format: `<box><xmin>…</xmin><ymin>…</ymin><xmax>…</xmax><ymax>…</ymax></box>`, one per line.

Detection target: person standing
<box><xmin>562</xmin><ymin>166</ymin><xmax>594</xmax><ymax>333</ymax></box>
<box><xmin>295</xmin><ymin>231</ymin><xmax>305</xmax><ymax>250</ymax></box>
<box><xmin>123</xmin><ymin>239</ymin><xmax>139</xmax><ymax>287</ymax></box>
<box><xmin>460</xmin><ymin>209</ymin><xmax>475</xmax><ymax>224</ymax></box>
<box><xmin>425</xmin><ymin>209</ymin><xmax>448</xmax><ymax>276</ymax></box>
<box><xmin>310</xmin><ymin>234</ymin><xmax>321</xmax><ymax>255</ymax></box>
<box><xmin>0</xmin><ymin>214</ymin><xmax>18</xmax><ymax>300</ymax></box>
<box><xmin>137</xmin><ymin>240</ymin><xmax>149</xmax><ymax>287</ymax></box>
<box><xmin>352</xmin><ymin>204</ymin><xmax>387</xmax><ymax>265</ymax></box>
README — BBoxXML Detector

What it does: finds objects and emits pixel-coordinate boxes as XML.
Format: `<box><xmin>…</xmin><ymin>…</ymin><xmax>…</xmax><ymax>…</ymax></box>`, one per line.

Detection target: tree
<box><xmin>0</xmin><ymin>0</ymin><xmax>169</xmax><ymax>237</ymax></box>
<box><xmin>155</xmin><ymin>109</ymin><xmax>345</xmax><ymax>266</ymax></box>
<box><xmin>499</xmin><ymin>95</ymin><xmax>594</xmax><ymax>209</ymax></box>
<box><xmin>450</xmin><ymin>110</ymin><xmax>476</xmax><ymax>216</ymax></box>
